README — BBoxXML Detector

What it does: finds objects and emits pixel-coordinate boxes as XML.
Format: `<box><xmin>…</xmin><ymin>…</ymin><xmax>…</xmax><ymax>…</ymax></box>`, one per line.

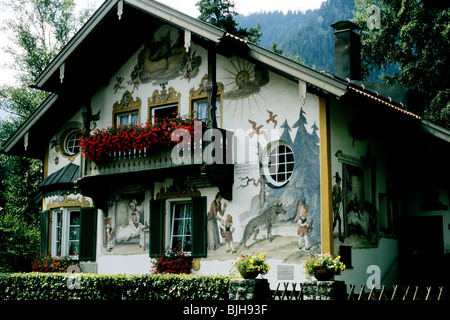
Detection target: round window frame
<box><xmin>61</xmin><ymin>129</ymin><xmax>81</xmax><ymax>158</ymax></box>
<box><xmin>260</xmin><ymin>140</ymin><xmax>295</xmax><ymax>188</ymax></box>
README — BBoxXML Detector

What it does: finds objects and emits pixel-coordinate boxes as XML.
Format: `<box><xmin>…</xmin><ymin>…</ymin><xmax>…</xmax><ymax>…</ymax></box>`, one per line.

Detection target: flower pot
<box><xmin>313</xmin><ymin>269</ymin><xmax>335</xmax><ymax>281</ymax></box>
<box><xmin>239</xmin><ymin>271</ymin><xmax>259</xmax><ymax>279</ymax></box>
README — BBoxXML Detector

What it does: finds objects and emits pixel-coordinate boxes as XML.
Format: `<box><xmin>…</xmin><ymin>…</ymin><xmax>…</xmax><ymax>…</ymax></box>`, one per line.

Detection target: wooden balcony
<box><xmin>77</xmin><ymin>128</ymin><xmax>234</xmax><ymax>206</ymax></box>
<box><xmin>82</xmin><ymin>147</ymin><xmax>183</xmax><ymax>177</ymax></box>
<box><xmin>80</xmin><ymin>128</ymin><xmax>233</xmax><ymax>178</ymax></box>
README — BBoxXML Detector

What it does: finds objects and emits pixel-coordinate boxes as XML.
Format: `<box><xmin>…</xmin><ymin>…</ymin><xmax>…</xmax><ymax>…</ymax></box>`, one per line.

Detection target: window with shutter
<box><xmin>150</xmin><ymin>197</ymin><xmax>207</xmax><ymax>257</ymax></box>
<box><xmin>150</xmin><ymin>196</ymin><xmax>207</xmax><ymax>258</ymax></box>
<box><xmin>41</xmin><ymin>206</ymin><xmax>97</xmax><ymax>260</ymax></box>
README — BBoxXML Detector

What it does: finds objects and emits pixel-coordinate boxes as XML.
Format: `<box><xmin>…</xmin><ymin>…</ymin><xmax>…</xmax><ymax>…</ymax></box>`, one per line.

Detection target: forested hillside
<box><xmin>236</xmin><ymin>0</ymin><xmax>355</xmax><ymax>73</ymax></box>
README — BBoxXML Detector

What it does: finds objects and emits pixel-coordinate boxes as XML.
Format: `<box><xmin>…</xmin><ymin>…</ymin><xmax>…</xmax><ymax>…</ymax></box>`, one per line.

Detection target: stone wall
<box><xmin>228</xmin><ymin>278</ymin><xmax>271</xmax><ymax>300</ymax></box>
<box><xmin>229</xmin><ymin>279</ymin><xmax>346</xmax><ymax>300</ymax></box>
<box><xmin>302</xmin><ymin>280</ymin><xmax>346</xmax><ymax>300</ymax></box>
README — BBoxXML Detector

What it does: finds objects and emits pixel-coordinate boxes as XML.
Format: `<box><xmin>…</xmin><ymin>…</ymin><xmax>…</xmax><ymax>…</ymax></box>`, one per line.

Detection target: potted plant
<box><xmin>304</xmin><ymin>253</ymin><xmax>345</xmax><ymax>281</ymax></box>
<box><xmin>234</xmin><ymin>252</ymin><xmax>270</xmax><ymax>279</ymax></box>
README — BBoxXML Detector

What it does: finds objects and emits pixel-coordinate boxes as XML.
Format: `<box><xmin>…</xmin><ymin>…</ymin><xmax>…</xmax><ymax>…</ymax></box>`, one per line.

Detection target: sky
<box><xmin>0</xmin><ymin>0</ymin><xmax>326</xmax><ymax>118</ymax></box>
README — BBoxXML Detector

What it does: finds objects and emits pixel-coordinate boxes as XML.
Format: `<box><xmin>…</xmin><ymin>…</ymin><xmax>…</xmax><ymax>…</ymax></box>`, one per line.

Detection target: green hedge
<box><xmin>0</xmin><ymin>273</ymin><xmax>231</xmax><ymax>300</ymax></box>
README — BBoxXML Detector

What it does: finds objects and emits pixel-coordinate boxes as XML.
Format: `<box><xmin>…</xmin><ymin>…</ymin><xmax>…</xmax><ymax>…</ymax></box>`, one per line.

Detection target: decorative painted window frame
<box><xmin>148</xmin><ymin>87</ymin><xmax>180</xmax><ymax>122</ymax></box>
<box><xmin>189</xmin><ymin>74</ymin><xmax>224</xmax><ymax>128</ymax></box>
<box><xmin>113</xmin><ymin>90</ymin><xmax>142</xmax><ymax>126</ymax></box>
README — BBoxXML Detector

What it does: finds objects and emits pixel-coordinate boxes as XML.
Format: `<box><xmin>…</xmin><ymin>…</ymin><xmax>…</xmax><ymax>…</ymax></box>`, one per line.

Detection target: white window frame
<box><xmin>63</xmin><ymin>130</ymin><xmax>81</xmax><ymax>156</ymax></box>
<box><xmin>261</xmin><ymin>140</ymin><xmax>295</xmax><ymax>188</ymax></box>
<box><xmin>51</xmin><ymin>207</ymin><xmax>81</xmax><ymax>260</ymax></box>
<box><xmin>193</xmin><ymin>98</ymin><xmax>221</xmax><ymax>126</ymax></box>
<box><xmin>117</xmin><ymin>111</ymin><xmax>139</xmax><ymax>126</ymax></box>
<box><xmin>150</xmin><ymin>103</ymin><xmax>178</xmax><ymax>123</ymax></box>
<box><xmin>165</xmin><ymin>198</ymin><xmax>192</xmax><ymax>253</ymax></box>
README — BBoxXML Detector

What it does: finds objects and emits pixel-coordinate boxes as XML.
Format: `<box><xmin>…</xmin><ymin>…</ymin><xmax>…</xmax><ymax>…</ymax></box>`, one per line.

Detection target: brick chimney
<box><xmin>331</xmin><ymin>21</ymin><xmax>361</xmax><ymax>81</ymax></box>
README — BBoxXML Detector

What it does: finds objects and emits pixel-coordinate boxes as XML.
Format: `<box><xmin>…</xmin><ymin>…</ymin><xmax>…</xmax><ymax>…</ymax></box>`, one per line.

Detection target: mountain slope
<box><xmin>236</xmin><ymin>0</ymin><xmax>356</xmax><ymax>73</ymax></box>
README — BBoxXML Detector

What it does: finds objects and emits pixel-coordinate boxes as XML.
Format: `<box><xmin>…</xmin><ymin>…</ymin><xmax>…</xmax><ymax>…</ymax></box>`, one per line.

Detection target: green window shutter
<box><xmin>39</xmin><ymin>210</ymin><xmax>49</xmax><ymax>255</ymax></box>
<box><xmin>79</xmin><ymin>207</ymin><xmax>97</xmax><ymax>261</ymax></box>
<box><xmin>191</xmin><ymin>196</ymin><xmax>207</xmax><ymax>258</ymax></box>
<box><xmin>150</xmin><ymin>199</ymin><xmax>164</xmax><ymax>257</ymax></box>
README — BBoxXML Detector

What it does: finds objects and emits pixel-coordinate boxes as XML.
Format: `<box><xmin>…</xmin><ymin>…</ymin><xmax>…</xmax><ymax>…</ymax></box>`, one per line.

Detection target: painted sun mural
<box><xmin>223</xmin><ymin>58</ymin><xmax>270</xmax><ymax>118</ymax></box>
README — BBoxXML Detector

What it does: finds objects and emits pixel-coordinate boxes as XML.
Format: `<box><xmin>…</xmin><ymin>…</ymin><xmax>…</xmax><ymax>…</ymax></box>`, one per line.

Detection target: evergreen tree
<box><xmin>266</xmin><ymin>109</ymin><xmax>321</xmax><ymax>248</ymax></box>
<box><xmin>280</xmin><ymin>119</ymin><xmax>293</xmax><ymax>146</ymax></box>
<box><xmin>196</xmin><ymin>0</ymin><xmax>262</xmax><ymax>44</ymax></box>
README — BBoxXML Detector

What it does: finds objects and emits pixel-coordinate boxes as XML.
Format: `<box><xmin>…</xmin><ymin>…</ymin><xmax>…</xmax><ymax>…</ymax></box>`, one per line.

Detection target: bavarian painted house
<box><xmin>2</xmin><ymin>0</ymin><xmax>449</xmax><ymax>288</ymax></box>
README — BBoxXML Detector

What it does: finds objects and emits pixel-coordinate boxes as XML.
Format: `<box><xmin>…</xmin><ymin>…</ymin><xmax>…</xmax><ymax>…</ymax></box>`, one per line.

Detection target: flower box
<box><xmin>80</xmin><ymin>115</ymin><xmax>204</xmax><ymax>162</ymax></box>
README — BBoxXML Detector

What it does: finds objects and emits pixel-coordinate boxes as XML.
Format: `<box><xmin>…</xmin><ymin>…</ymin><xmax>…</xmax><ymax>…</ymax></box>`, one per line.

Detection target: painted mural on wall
<box><xmin>103</xmin><ymin>195</ymin><xmax>149</xmax><ymax>255</ymax></box>
<box><xmin>332</xmin><ymin>153</ymin><xmax>379</xmax><ymax>249</ymax></box>
<box><xmin>129</xmin><ymin>23</ymin><xmax>202</xmax><ymax>90</ymax></box>
<box><xmin>223</xmin><ymin>58</ymin><xmax>270</xmax><ymax>117</ymax></box>
<box><xmin>206</xmin><ymin>107</ymin><xmax>321</xmax><ymax>263</ymax></box>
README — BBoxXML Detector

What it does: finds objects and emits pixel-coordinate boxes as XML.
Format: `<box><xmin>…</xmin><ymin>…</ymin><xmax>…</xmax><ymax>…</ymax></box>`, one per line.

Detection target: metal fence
<box><xmin>271</xmin><ymin>282</ymin><xmax>448</xmax><ymax>301</ymax></box>
<box><xmin>347</xmin><ymin>284</ymin><xmax>447</xmax><ymax>301</ymax></box>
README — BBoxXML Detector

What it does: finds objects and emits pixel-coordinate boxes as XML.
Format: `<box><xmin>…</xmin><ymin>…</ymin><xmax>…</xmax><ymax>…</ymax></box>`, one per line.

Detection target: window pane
<box><xmin>65</xmin><ymin>131</ymin><xmax>81</xmax><ymax>156</ymax></box>
<box><xmin>194</xmin><ymin>99</ymin><xmax>221</xmax><ymax>125</ymax></box>
<box><xmin>196</xmin><ymin>102</ymin><xmax>208</xmax><ymax>122</ymax></box>
<box><xmin>171</xmin><ymin>203</ymin><xmax>192</xmax><ymax>252</ymax></box>
<box><xmin>154</xmin><ymin>105</ymin><xmax>177</xmax><ymax>120</ymax></box>
<box><xmin>131</xmin><ymin>113</ymin><xmax>139</xmax><ymax>126</ymax></box>
<box><xmin>119</xmin><ymin>115</ymin><xmax>129</xmax><ymax>126</ymax></box>
<box><xmin>266</xmin><ymin>143</ymin><xmax>295</xmax><ymax>187</ymax></box>
<box><xmin>68</xmin><ymin>211</ymin><xmax>80</xmax><ymax>257</ymax></box>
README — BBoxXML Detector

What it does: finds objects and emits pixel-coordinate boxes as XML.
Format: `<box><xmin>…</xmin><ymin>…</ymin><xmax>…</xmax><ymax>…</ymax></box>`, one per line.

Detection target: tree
<box><xmin>353</xmin><ymin>0</ymin><xmax>450</xmax><ymax>127</ymax></box>
<box><xmin>0</xmin><ymin>0</ymin><xmax>95</xmax><ymax>271</ymax></box>
<box><xmin>196</xmin><ymin>0</ymin><xmax>262</xmax><ymax>44</ymax></box>
<box><xmin>0</xmin><ymin>0</ymin><xmax>93</xmax><ymax>119</ymax></box>
<box><xmin>270</xmin><ymin>42</ymin><xmax>283</xmax><ymax>55</ymax></box>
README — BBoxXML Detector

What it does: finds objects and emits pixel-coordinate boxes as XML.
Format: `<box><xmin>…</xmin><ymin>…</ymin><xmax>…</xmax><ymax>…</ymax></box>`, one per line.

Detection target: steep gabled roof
<box><xmin>3</xmin><ymin>0</ymin><xmax>443</xmax><ymax>159</ymax></box>
<box><xmin>32</xmin><ymin>0</ymin><xmax>348</xmax><ymax>97</ymax></box>
<box><xmin>0</xmin><ymin>0</ymin><xmax>348</xmax><ymax>159</ymax></box>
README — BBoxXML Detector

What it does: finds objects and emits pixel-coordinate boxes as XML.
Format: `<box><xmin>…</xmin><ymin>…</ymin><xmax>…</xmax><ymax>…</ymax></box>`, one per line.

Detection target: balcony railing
<box><xmin>81</xmin><ymin>128</ymin><xmax>232</xmax><ymax>178</ymax></box>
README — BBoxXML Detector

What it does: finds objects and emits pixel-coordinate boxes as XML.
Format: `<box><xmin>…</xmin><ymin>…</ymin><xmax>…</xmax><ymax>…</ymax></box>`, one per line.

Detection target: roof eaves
<box><xmin>0</xmin><ymin>93</ymin><xmax>59</xmax><ymax>155</ymax></box>
<box><xmin>127</xmin><ymin>0</ymin><xmax>224</xmax><ymax>41</ymax></box>
<box><xmin>33</xmin><ymin>0</ymin><xmax>119</xmax><ymax>89</ymax></box>
<box><xmin>421</xmin><ymin>119</ymin><xmax>450</xmax><ymax>143</ymax></box>
<box><xmin>38</xmin><ymin>163</ymin><xmax>80</xmax><ymax>188</ymax></box>
<box><xmin>247</xmin><ymin>43</ymin><xmax>348</xmax><ymax>97</ymax></box>
<box><xmin>347</xmin><ymin>85</ymin><xmax>421</xmax><ymax>120</ymax></box>
<box><xmin>33</xmin><ymin>0</ymin><xmax>224</xmax><ymax>90</ymax></box>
